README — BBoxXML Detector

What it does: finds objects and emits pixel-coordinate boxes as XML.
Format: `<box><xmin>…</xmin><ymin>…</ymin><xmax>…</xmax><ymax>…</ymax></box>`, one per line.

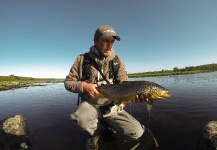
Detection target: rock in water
<box><xmin>0</xmin><ymin>115</ymin><xmax>31</xmax><ymax>149</ymax></box>
<box><xmin>2</xmin><ymin>115</ymin><xmax>29</xmax><ymax>135</ymax></box>
<box><xmin>197</xmin><ymin>121</ymin><xmax>217</xmax><ymax>150</ymax></box>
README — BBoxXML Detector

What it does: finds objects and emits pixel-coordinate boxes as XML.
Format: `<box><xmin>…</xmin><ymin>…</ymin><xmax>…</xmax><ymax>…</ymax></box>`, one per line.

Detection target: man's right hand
<box><xmin>82</xmin><ymin>83</ymin><xmax>99</xmax><ymax>99</ymax></box>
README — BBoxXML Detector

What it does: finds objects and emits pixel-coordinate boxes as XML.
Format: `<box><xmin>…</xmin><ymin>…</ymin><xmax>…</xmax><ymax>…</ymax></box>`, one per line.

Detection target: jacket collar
<box><xmin>88</xmin><ymin>45</ymin><xmax>116</xmax><ymax>64</ymax></box>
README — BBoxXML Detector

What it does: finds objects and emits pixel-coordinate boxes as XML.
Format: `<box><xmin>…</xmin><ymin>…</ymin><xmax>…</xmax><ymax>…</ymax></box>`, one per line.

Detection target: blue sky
<box><xmin>0</xmin><ymin>0</ymin><xmax>217</xmax><ymax>78</ymax></box>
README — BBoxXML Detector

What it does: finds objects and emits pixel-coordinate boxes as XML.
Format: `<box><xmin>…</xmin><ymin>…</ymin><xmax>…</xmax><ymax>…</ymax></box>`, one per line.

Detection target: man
<box><xmin>64</xmin><ymin>25</ymin><xmax>147</xmax><ymax>149</ymax></box>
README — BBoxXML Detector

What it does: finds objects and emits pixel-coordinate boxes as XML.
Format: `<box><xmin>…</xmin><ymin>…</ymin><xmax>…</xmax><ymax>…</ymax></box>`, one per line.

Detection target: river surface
<box><xmin>0</xmin><ymin>72</ymin><xmax>217</xmax><ymax>150</ymax></box>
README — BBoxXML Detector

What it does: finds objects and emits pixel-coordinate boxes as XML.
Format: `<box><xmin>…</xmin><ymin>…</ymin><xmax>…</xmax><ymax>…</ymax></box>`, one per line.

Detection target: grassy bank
<box><xmin>0</xmin><ymin>75</ymin><xmax>63</xmax><ymax>91</ymax></box>
<box><xmin>128</xmin><ymin>70</ymin><xmax>215</xmax><ymax>78</ymax></box>
<box><xmin>128</xmin><ymin>63</ymin><xmax>217</xmax><ymax>78</ymax></box>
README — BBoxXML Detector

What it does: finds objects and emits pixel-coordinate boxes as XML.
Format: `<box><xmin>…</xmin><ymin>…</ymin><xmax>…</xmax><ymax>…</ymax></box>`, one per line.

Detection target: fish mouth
<box><xmin>161</xmin><ymin>91</ymin><xmax>171</xmax><ymax>98</ymax></box>
<box><xmin>151</xmin><ymin>91</ymin><xmax>171</xmax><ymax>99</ymax></box>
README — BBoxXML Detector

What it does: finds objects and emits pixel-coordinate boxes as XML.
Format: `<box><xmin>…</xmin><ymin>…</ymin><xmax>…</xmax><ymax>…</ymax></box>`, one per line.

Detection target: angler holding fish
<box><xmin>64</xmin><ymin>25</ymin><xmax>170</xmax><ymax>150</ymax></box>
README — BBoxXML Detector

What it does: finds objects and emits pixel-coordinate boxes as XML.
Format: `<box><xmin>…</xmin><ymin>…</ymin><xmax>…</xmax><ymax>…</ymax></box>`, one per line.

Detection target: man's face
<box><xmin>94</xmin><ymin>36</ymin><xmax>115</xmax><ymax>57</ymax></box>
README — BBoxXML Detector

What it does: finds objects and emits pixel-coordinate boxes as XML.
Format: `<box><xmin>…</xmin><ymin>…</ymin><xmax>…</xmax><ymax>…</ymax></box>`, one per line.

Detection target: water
<box><xmin>0</xmin><ymin>72</ymin><xmax>217</xmax><ymax>150</ymax></box>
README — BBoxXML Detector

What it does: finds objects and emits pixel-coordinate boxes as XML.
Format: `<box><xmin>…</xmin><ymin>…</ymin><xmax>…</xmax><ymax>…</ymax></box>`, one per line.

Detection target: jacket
<box><xmin>64</xmin><ymin>48</ymin><xmax>128</xmax><ymax>105</ymax></box>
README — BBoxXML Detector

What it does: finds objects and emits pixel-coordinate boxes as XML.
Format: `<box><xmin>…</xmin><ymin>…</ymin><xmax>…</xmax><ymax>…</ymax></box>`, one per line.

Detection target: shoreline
<box><xmin>0</xmin><ymin>76</ymin><xmax>63</xmax><ymax>92</ymax></box>
<box><xmin>0</xmin><ymin>82</ymin><xmax>47</xmax><ymax>91</ymax></box>
<box><xmin>1</xmin><ymin>70</ymin><xmax>216</xmax><ymax>91</ymax></box>
<box><xmin>128</xmin><ymin>70</ymin><xmax>216</xmax><ymax>78</ymax></box>
<box><xmin>0</xmin><ymin>81</ymin><xmax>63</xmax><ymax>92</ymax></box>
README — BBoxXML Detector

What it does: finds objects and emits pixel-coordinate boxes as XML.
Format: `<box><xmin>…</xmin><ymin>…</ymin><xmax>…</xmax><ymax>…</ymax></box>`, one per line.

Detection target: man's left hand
<box><xmin>132</xmin><ymin>94</ymin><xmax>149</xmax><ymax>103</ymax></box>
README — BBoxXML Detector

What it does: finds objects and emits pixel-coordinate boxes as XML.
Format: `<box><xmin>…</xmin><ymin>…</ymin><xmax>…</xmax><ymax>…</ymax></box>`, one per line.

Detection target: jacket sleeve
<box><xmin>115</xmin><ymin>56</ymin><xmax>129</xmax><ymax>83</ymax></box>
<box><xmin>64</xmin><ymin>55</ymin><xmax>85</xmax><ymax>93</ymax></box>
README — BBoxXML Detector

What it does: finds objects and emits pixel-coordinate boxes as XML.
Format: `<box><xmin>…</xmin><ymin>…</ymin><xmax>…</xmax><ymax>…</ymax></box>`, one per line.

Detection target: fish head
<box><xmin>148</xmin><ymin>85</ymin><xmax>171</xmax><ymax>100</ymax></box>
<box><xmin>150</xmin><ymin>90</ymin><xmax>171</xmax><ymax>99</ymax></box>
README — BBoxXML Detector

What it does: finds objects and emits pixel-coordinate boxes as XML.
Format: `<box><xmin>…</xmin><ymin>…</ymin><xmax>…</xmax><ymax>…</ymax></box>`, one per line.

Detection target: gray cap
<box><xmin>94</xmin><ymin>25</ymin><xmax>121</xmax><ymax>41</ymax></box>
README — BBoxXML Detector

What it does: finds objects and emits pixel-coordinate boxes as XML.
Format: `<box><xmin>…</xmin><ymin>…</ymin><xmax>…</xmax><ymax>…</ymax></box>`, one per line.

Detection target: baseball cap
<box><xmin>94</xmin><ymin>25</ymin><xmax>121</xmax><ymax>41</ymax></box>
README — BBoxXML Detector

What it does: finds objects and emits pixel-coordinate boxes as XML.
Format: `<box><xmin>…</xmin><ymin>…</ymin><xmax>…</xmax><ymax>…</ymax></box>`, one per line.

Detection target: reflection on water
<box><xmin>0</xmin><ymin>72</ymin><xmax>217</xmax><ymax>150</ymax></box>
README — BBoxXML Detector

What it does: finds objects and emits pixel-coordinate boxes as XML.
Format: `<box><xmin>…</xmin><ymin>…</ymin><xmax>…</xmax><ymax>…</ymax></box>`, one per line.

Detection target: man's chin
<box><xmin>103</xmin><ymin>51</ymin><xmax>111</xmax><ymax>57</ymax></box>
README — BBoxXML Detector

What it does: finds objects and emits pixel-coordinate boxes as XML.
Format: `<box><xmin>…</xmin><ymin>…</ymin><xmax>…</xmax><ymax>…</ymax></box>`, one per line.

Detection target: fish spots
<box><xmin>96</xmin><ymin>81</ymin><xmax>170</xmax><ymax>101</ymax></box>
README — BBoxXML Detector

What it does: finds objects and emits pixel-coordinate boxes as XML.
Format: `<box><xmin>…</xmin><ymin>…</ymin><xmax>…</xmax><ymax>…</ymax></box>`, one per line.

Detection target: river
<box><xmin>0</xmin><ymin>72</ymin><xmax>217</xmax><ymax>150</ymax></box>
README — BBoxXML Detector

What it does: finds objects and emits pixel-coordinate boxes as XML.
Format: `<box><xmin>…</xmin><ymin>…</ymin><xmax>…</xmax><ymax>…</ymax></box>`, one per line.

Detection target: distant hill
<box><xmin>128</xmin><ymin>63</ymin><xmax>217</xmax><ymax>78</ymax></box>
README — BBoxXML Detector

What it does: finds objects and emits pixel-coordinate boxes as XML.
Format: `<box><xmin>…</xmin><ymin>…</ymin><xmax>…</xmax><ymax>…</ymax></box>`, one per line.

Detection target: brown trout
<box><xmin>96</xmin><ymin>81</ymin><xmax>171</xmax><ymax>112</ymax></box>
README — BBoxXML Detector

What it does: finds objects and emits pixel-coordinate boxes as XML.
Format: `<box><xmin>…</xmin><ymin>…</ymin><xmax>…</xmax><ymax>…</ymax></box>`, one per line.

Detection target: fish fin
<box><xmin>119</xmin><ymin>95</ymin><xmax>135</xmax><ymax>103</ymax></box>
<box><xmin>97</xmin><ymin>92</ymin><xmax>120</xmax><ymax>101</ymax></box>
<box><xmin>95</xmin><ymin>93</ymin><xmax>105</xmax><ymax>99</ymax></box>
<box><xmin>147</xmin><ymin>100</ymin><xmax>153</xmax><ymax>112</ymax></box>
<box><xmin>122</xmin><ymin>81</ymin><xmax>130</xmax><ymax>84</ymax></box>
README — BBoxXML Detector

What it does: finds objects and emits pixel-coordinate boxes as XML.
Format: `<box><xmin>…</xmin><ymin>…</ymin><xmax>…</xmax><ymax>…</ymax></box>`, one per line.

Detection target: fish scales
<box><xmin>95</xmin><ymin>81</ymin><xmax>171</xmax><ymax>112</ymax></box>
<box><xmin>97</xmin><ymin>83</ymin><xmax>122</xmax><ymax>98</ymax></box>
<box><xmin>96</xmin><ymin>81</ymin><xmax>170</xmax><ymax>99</ymax></box>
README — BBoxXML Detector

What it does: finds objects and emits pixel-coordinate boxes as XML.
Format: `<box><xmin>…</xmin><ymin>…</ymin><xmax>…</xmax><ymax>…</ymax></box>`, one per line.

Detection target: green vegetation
<box><xmin>128</xmin><ymin>63</ymin><xmax>217</xmax><ymax>78</ymax></box>
<box><xmin>0</xmin><ymin>75</ymin><xmax>62</xmax><ymax>91</ymax></box>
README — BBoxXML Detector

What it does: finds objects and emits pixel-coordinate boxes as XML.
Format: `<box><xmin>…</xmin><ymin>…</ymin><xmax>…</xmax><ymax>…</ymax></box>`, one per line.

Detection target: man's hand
<box><xmin>132</xmin><ymin>94</ymin><xmax>149</xmax><ymax>103</ymax></box>
<box><xmin>82</xmin><ymin>82</ymin><xmax>99</xmax><ymax>99</ymax></box>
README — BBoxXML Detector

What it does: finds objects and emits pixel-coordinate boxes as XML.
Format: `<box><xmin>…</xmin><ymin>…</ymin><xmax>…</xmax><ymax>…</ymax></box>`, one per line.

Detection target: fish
<box><xmin>96</xmin><ymin>81</ymin><xmax>171</xmax><ymax>112</ymax></box>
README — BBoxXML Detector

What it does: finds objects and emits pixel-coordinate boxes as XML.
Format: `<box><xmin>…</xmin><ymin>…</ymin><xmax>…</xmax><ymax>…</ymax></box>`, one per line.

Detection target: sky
<box><xmin>0</xmin><ymin>0</ymin><xmax>217</xmax><ymax>78</ymax></box>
